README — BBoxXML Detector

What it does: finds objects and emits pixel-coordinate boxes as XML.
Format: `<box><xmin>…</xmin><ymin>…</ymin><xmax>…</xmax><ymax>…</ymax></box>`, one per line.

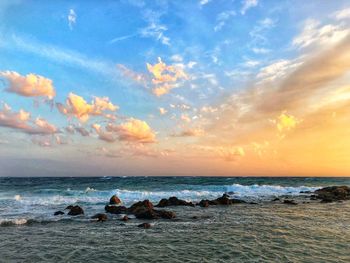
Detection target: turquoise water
<box><xmin>0</xmin><ymin>177</ymin><xmax>349</xmax><ymax>262</ymax></box>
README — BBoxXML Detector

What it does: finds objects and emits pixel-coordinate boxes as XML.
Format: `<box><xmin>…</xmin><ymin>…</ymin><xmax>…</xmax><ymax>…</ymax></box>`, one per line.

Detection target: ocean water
<box><xmin>0</xmin><ymin>176</ymin><xmax>349</xmax><ymax>262</ymax></box>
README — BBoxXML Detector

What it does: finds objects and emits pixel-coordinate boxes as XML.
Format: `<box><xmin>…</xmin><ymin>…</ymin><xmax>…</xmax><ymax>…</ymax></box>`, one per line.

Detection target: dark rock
<box><xmin>138</xmin><ymin>223</ymin><xmax>151</xmax><ymax>229</ymax></box>
<box><xmin>272</xmin><ymin>198</ymin><xmax>280</xmax><ymax>202</ymax></box>
<box><xmin>283</xmin><ymin>200</ymin><xmax>297</xmax><ymax>205</ymax></box>
<box><xmin>300</xmin><ymin>191</ymin><xmax>311</xmax><ymax>194</ymax></box>
<box><xmin>134</xmin><ymin>208</ymin><xmax>176</xmax><ymax>220</ymax></box>
<box><xmin>54</xmin><ymin>211</ymin><xmax>64</xmax><ymax>216</ymax></box>
<box><xmin>198</xmin><ymin>200</ymin><xmax>210</xmax><ymax>207</ymax></box>
<box><xmin>109</xmin><ymin>195</ymin><xmax>121</xmax><ymax>205</ymax></box>
<box><xmin>91</xmin><ymin>213</ymin><xmax>107</xmax><ymax>222</ymax></box>
<box><xmin>67</xmin><ymin>205</ymin><xmax>84</xmax><ymax>216</ymax></box>
<box><xmin>105</xmin><ymin>205</ymin><xmax>128</xmax><ymax>214</ymax></box>
<box><xmin>198</xmin><ymin>194</ymin><xmax>245</xmax><ymax>207</ymax></box>
<box><xmin>121</xmin><ymin>215</ymin><xmax>129</xmax><ymax>221</ymax></box>
<box><xmin>128</xmin><ymin>200</ymin><xmax>154</xmax><ymax>214</ymax></box>
<box><xmin>192</xmin><ymin>216</ymin><xmax>198</xmax><ymax>219</ymax></box>
<box><xmin>155</xmin><ymin>196</ymin><xmax>194</xmax><ymax>207</ymax></box>
<box><xmin>315</xmin><ymin>186</ymin><xmax>350</xmax><ymax>202</ymax></box>
<box><xmin>65</xmin><ymin>205</ymin><xmax>74</xmax><ymax>210</ymax></box>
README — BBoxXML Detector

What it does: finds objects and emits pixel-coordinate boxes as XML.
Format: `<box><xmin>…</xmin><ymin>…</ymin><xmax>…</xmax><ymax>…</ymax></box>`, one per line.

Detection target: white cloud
<box><xmin>68</xmin><ymin>9</ymin><xmax>77</xmax><ymax>30</ymax></box>
<box><xmin>241</xmin><ymin>0</ymin><xmax>258</xmax><ymax>15</ymax></box>
<box><xmin>332</xmin><ymin>8</ymin><xmax>350</xmax><ymax>20</ymax></box>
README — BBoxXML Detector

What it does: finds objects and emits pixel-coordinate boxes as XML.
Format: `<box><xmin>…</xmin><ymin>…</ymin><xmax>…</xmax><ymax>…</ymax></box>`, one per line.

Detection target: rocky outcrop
<box><xmin>314</xmin><ymin>186</ymin><xmax>350</xmax><ymax>202</ymax></box>
<box><xmin>283</xmin><ymin>199</ymin><xmax>297</xmax><ymax>205</ymax></box>
<box><xmin>138</xmin><ymin>223</ymin><xmax>151</xmax><ymax>229</ymax></box>
<box><xmin>128</xmin><ymin>200</ymin><xmax>154</xmax><ymax>214</ymax></box>
<box><xmin>67</xmin><ymin>205</ymin><xmax>84</xmax><ymax>216</ymax></box>
<box><xmin>129</xmin><ymin>200</ymin><xmax>176</xmax><ymax>219</ymax></box>
<box><xmin>54</xmin><ymin>211</ymin><xmax>64</xmax><ymax>216</ymax></box>
<box><xmin>155</xmin><ymin>197</ymin><xmax>194</xmax><ymax>207</ymax></box>
<box><xmin>109</xmin><ymin>195</ymin><xmax>122</xmax><ymax>205</ymax></box>
<box><xmin>198</xmin><ymin>194</ymin><xmax>246</xmax><ymax>207</ymax></box>
<box><xmin>105</xmin><ymin>205</ymin><xmax>128</xmax><ymax>214</ymax></box>
<box><xmin>91</xmin><ymin>213</ymin><xmax>108</xmax><ymax>222</ymax></box>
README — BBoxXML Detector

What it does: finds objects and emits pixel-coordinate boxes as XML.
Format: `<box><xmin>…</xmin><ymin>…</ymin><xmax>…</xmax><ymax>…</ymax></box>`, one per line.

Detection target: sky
<box><xmin>1</xmin><ymin>0</ymin><xmax>350</xmax><ymax>177</ymax></box>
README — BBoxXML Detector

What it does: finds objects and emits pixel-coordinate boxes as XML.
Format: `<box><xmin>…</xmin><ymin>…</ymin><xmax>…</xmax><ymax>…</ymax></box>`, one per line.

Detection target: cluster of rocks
<box><xmin>313</xmin><ymin>186</ymin><xmax>350</xmax><ymax>203</ymax></box>
<box><xmin>52</xmin><ymin>186</ymin><xmax>350</xmax><ymax>228</ymax></box>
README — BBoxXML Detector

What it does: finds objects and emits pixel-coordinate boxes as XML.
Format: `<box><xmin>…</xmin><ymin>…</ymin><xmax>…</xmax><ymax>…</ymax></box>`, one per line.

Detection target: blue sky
<box><xmin>1</xmin><ymin>0</ymin><xmax>350</xmax><ymax>176</ymax></box>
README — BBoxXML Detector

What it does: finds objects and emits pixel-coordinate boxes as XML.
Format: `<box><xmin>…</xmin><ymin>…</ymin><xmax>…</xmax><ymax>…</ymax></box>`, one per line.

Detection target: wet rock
<box><xmin>283</xmin><ymin>200</ymin><xmax>297</xmax><ymax>205</ymax></box>
<box><xmin>198</xmin><ymin>194</ymin><xmax>245</xmax><ymax>207</ymax></box>
<box><xmin>300</xmin><ymin>190</ymin><xmax>311</xmax><ymax>194</ymax></box>
<box><xmin>155</xmin><ymin>197</ymin><xmax>194</xmax><ymax>207</ymax></box>
<box><xmin>91</xmin><ymin>213</ymin><xmax>107</xmax><ymax>222</ymax></box>
<box><xmin>105</xmin><ymin>205</ymin><xmax>128</xmax><ymax>214</ymax></box>
<box><xmin>65</xmin><ymin>205</ymin><xmax>74</xmax><ymax>210</ymax></box>
<box><xmin>138</xmin><ymin>223</ymin><xmax>151</xmax><ymax>229</ymax></box>
<box><xmin>272</xmin><ymin>198</ymin><xmax>280</xmax><ymax>202</ymax></box>
<box><xmin>67</xmin><ymin>205</ymin><xmax>84</xmax><ymax>216</ymax></box>
<box><xmin>192</xmin><ymin>216</ymin><xmax>199</xmax><ymax>219</ymax></box>
<box><xmin>134</xmin><ymin>208</ymin><xmax>176</xmax><ymax>220</ymax></box>
<box><xmin>128</xmin><ymin>200</ymin><xmax>154</xmax><ymax>214</ymax></box>
<box><xmin>54</xmin><ymin>211</ymin><xmax>64</xmax><ymax>216</ymax></box>
<box><xmin>121</xmin><ymin>215</ymin><xmax>129</xmax><ymax>222</ymax></box>
<box><xmin>109</xmin><ymin>195</ymin><xmax>121</xmax><ymax>205</ymax></box>
<box><xmin>315</xmin><ymin>186</ymin><xmax>350</xmax><ymax>202</ymax></box>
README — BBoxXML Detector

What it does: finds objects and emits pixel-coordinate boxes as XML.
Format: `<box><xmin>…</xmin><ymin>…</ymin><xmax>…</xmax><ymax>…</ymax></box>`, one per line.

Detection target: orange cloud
<box><xmin>107</xmin><ymin>118</ymin><xmax>156</xmax><ymax>143</ymax></box>
<box><xmin>0</xmin><ymin>103</ymin><xmax>57</xmax><ymax>134</ymax></box>
<box><xmin>147</xmin><ymin>57</ymin><xmax>188</xmax><ymax>96</ymax></box>
<box><xmin>56</xmin><ymin>93</ymin><xmax>118</xmax><ymax>122</ymax></box>
<box><xmin>0</xmin><ymin>71</ymin><xmax>56</xmax><ymax>99</ymax></box>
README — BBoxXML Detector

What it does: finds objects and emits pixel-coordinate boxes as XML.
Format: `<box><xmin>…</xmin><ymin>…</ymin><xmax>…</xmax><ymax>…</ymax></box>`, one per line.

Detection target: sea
<box><xmin>0</xmin><ymin>176</ymin><xmax>349</xmax><ymax>263</ymax></box>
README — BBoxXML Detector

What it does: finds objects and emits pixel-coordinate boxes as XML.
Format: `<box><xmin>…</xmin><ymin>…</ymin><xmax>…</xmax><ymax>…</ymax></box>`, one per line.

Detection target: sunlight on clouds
<box><xmin>147</xmin><ymin>57</ymin><xmax>188</xmax><ymax>96</ymax></box>
<box><xmin>0</xmin><ymin>71</ymin><xmax>55</xmax><ymax>100</ymax></box>
<box><xmin>56</xmin><ymin>93</ymin><xmax>118</xmax><ymax>122</ymax></box>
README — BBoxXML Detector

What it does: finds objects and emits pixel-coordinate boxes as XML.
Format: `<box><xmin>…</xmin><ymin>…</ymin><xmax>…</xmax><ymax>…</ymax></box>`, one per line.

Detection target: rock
<box><xmin>283</xmin><ymin>200</ymin><xmax>297</xmax><ymax>205</ymax></box>
<box><xmin>192</xmin><ymin>216</ymin><xmax>199</xmax><ymax>219</ymax></box>
<box><xmin>134</xmin><ymin>208</ymin><xmax>176</xmax><ymax>220</ymax></box>
<box><xmin>155</xmin><ymin>196</ymin><xmax>194</xmax><ymax>207</ymax></box>
<box><xmin>198</xmin><ymin>194</ymin><xmax>245</xmax><ymax>207</ymax></box>
<box><xmin>109</xmin><ymin>195</ymin><xmax>122</xmax><ymax>205</ymax></box>
<box><xmin>272</xmin><ymin>198</ymin><xmax>280</xmax><ymax>202</ymax></box>
<box><xmin>300</xmin><ymin>191</ymin><xmax>311</xmax><ymax>194</ymax></box>
<box><xmin>65</xmin><ymin>205</ymin><xmax>74</xmax><ymax>210</ymax></box>
<box><xmin>121</xmin><ymin>215</ymin><xmax>129</xmax><ymax>222</ymax></box>
<box><xmin>54</xmin><ymin>211</ymin><xmax>64</xmax><ymax>216</ymax></box>
<box><xmin>198</xmin><ymin>200</ymin><xmax>210</xmax><ymax>207</ymax></box>
<box><xmin>105</xmin><ymin>205</ymin><xmax>128</xmax><ymax>214</ymax></box>
<box><xmin>127</xmin><ymin>199</ymin><xmax>176</xmax><ymax>220</ymax></box>
<box><xmin>67</xmin><ymin>205</ymin><xmax>84</xmax><ymax>216</ymax></box>
<box><xmin>128</xmin><ymin>200</ymin><xmax>154</xmax><ymax>214</ymax></box>
<box><xmin>138</xmin><ymin>223</ymin><xmax>151</xmax><ymax>229</ymax></box>
<box><xmin>91</xmin><ymin>213</ymin><xmax>107</xmax><ymax>222</ymax></box>
<box><xmin>315</xmin><ymin>186</ymin><xmax>350</xmax><ymax>202</ymax></box>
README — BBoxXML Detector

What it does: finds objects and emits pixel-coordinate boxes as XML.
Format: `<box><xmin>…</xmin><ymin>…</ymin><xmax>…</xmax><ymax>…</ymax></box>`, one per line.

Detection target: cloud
<box><xmin>107</xmin><ymin>118</ymin><xmax>156</xmax><ymax>143</ymax></box>
<box><xmin>0</xmin><ymin>103</ymin><xmax>58</xmax><ymax>135</ymax></box>
<box><xmin>0</xmin><ymin>71</ymin><xmax>55</xmax><ymax>100</ymax></box>
<box><xmin>241</xmin><ymin>0</ymin><xmax>258</xmax><ymax>15</ymax></box>
<box><xmin>199</xmin><ymin>0</ymin><xmax>211</xmax><ymax>6</ymax></box>
<box><xmin>293</xmin><ymin>19</ymin><xmax>350</xmax><ymax>50</ymax></box>
<box><xmin>75</xmin><ymin>126</ymin><xmax>90</xmax><ymax>137</ymax></box>
<box><xmin>68</xmin><ymin>9</ymin><xmax>77</xmax><ymax>30</ymax></box>
<box><xmin>147</xmin><ymin>57</ymin><xmax>188</xmax><ymax>96</ymax></box>
<box><xmin>139</xmin><ymin>21</ymin><xmax>170</xmax><ymax>46</ymax></box>
<box><xmin>92</xmin><ymin>123</ymin><xmax>116</xmax><ymax>142</ymax></box>
<box><xmin>214</xmin><ymin>10</ymin><xmax>236</xmax><ymax>32</ymax></box>
<box><xmin>56</xmin><ymin>93</ymin><xmax>118</xmax><ymax>122</ymax></box>
<box><xmin>159</xmin><ymin>107</ymin><xmax>167</xmax><ymax>115</ymax></box>
<box><xmin>117</xmin><ymin>64</ymin><xmax>147</xmax><ymax>86</ymax></box>
<box><xmin>332</xmin><ymin>8</ymin><xmax>350</xmax><ymax>20</ymax></box>
<box><xmin>172</xmin><ymin>128</ymin><xmax>204</xmax><ymax>137</ymax></box>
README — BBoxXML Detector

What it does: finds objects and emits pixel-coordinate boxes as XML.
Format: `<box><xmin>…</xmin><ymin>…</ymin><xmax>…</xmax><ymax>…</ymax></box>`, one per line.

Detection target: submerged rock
<box><xmin>67</xmin><ymin>205</ymin><xmax>84</xmax><ymax>216</ymax></box>
<box><xmin>109</xmin><ymin>195</ymin><xmax>122</xmax><ymax>205</ymax></box>
<box><xmin>54</xmin><ymin>211</ymin><xmax>64</xmax><ymax>216</ymax></box>
<box><xmin>138</xmin><ymin>223</ymin><xmax>151</xmax><ymax>229</ymax></box>
<box><xmin>156</xmin><ymin>197</ymin><xmax>194</xmax><ymax>207</ymax></box>
<box><xmin>105</xmin><ymin>205</ymin><xmax>128</xmax><ymax>214</ymax></box>
<box><xmin>91</xmin><ymin>213</ymin><xmax>108</xmax><ymax>222</ymax></box>
<box><xmin>314</xmin><ymin>186</ymin><xmax>350</xmax><ymax>202</ymax></box>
